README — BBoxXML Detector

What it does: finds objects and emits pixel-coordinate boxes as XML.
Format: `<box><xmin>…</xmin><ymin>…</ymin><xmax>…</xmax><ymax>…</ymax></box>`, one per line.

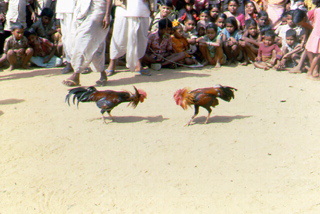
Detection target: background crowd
<box><xmin>0</xmin><ymin>0</ymin><xmax>319</xmax><ymax>85</ymax></box>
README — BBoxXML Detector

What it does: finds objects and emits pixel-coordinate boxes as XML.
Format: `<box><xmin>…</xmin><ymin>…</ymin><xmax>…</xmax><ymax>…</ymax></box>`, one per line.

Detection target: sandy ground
<box><xmin>1</xmin><ymin>64</ymin><xmax>320</xmax><ymax>213</ymax></box>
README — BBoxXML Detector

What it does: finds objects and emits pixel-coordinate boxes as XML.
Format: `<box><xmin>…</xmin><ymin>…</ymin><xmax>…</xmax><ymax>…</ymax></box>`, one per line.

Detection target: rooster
<box><xmin>66</xmin><ymin>86</ymin><xmax>147</xmax><ymax>123</ymax></box>
<box><xmin>174</xmin><ymin>85</ymin><xmax>237</xmax><ymax>125</ymax></box>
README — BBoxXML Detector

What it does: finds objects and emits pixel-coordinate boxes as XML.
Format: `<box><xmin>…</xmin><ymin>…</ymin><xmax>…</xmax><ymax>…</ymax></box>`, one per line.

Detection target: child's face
<box><xmin>41</xmin><ymin>16</ymin><xmax>51</xmax><ymax>26</ymax></box>
<box><xmin>206</xmin><ymin>28</ymin><xmax>217</xmax><ymax>40</ymax></box>
<box><xmin>160</xmin><ymin>5</ymin><xmax>172</xmax><ymax>18</ymax></box>
<box><xmin>286</xmin><ymin>35</ymin><xmax>296</xmax><ymax>46</ymax></box>
<box><xmin>245</xmin><ymin>3</ymin><xmax>255</xmax><ymax>15</ymax></box>
<box><xmin>286</xmin><ymin>15</ymin><xmax>295</xmax><ymax>27</ymax></box>
<box><xmin>174</xmin><ymin>26</ymin><xmax>184</xmax><ymax>38</ymax></box>
<box><xmin>226</xmin><ymin>23</ymin><xmax>235</xmax><ymax>33</ymax></box>
<box><xmin>28</xmin><ymin>34</ymin><xmax>39</xmax><ymax>45</ymax></box>
<box><xmin>247</xmin><ymin>25</ymin><xmax>258</xmax><ymax>36</ymax></box>
<box><xmin>199</xmin><ymin>13</ymin><xmax>209</xmax><ymax>22</ymax></box>
<box><xmin>198</xmin><ymin>27</ymin><xmax>205</xmax><ymax>37</ymax></box>
<box><xmin>263</xmin><ymin>36</ymin><xmax>274</xmax><ymax>46</ymax></box>
<box><xmin>258</xmin><ymin>16</ymin><xmax>268</xmax><ymax>26</ymax></box>
<box><xmin>186</xmin><ymin>4</ymin><xmax>193</xmax><ymax>12</ymax></box>
<box><xmin>184</xmin><ymin>20</ymin><xmax>195</xmax><ymax>32</ymax></box>
<box><xmin>280</xmin><ymin>16</ymin><xmax>287</xmax><ymax>25</ymax></box>
<box><xmin>12</xmin><ymin>28</ymin><xmax>24</xmax><ymax>40</ymax></box>
<box><xmin>160</xmin><ymin>26</ymin><xmax>172</xmax><ymax>37</ymax></box>
<box><xmin>215</xmin><ymin>17</ymin><xmax>225</xmax><ymax>28</ymax></box>
<box><xmin>228</xmin><ymin>1</ymin><xmax>238</xmax><ymax>14</ymax></box>
<box><xmin>210</xmin><ymin>7</ymin><xmax>219</xmax><ymax>19</ymax></box>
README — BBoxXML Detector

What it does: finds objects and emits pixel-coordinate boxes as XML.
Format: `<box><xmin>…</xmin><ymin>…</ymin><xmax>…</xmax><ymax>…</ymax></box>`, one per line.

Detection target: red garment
<box><xmin>257</xmin><ymin>43</ymin><xmax>281</xmax><ymax>58</ymax></box>
<box><xmin>30</xmin><ymin>37</ymin><xmax>53</xmax><ymax>57</ymax></box>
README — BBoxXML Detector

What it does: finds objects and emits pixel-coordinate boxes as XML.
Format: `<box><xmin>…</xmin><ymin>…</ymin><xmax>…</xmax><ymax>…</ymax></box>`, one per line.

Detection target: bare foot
<box><xmin>62</xmin><ymin>73</ymin><xmax>80</xmax><ymax>87</ymax></box>
<box><xmin>6</xmin><ymin>65</ymin><xmax>14</xmax><ymax>71</ymax></box>
<box><xmin>214</xmin><ymin>62</ymin><xmax>221</xmax><ymax>68</ymax></box>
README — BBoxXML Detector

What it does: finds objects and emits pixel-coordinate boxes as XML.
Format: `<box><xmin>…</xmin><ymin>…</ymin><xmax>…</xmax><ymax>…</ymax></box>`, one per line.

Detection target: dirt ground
<box><xmin>1</xmin><ymin>64</ymin><xmax>320</xmax><ymax>213</ymax></box>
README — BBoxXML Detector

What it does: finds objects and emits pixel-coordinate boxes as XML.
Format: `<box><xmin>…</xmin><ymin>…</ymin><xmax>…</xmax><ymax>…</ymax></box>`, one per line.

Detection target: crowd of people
<box><xmin>0</xmin><ymin>0</ymin><xmax>319</xmax><ymax>85</ymax></box>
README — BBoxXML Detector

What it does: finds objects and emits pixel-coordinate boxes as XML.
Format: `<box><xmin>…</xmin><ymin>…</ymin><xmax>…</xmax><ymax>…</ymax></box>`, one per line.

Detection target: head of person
<box><xmin>262</xmin><ymin>30</ymin><xmax>276</xmax><ymax>46</ymax></box>
<box><xmin>199</xmin><ymin>10</ymin><xmax>210</xmax><ymax>22</ymax></box>
<box><xmin>11</xmin><ymin>23</ymin><xmax>25</xmax><ymax>40</ymax></box>
<box><xmin>285</xmin><ymin>29</ymin><xmax>297</xmax><ymax>46</ymax></box>
<box><xmin>183</xmin><ymin>17</ymin><xmax>196</xmax><ymax>32</ymax></box>
<box><xmin>292</xmin><ymin>9</ymin><xmax>307</xmax><ymax>26</ymax></box>
<box><xmin>24</xmin><ymin>28</ymin><xmax>39</xmax><ymax>45</ymax></box>
<box><xmin>158</xmin><ymin>18</ymin><xmax>173</xmax><ymax>37</ymax></box>
<box><xmin>185</xmin><ymin>0</ymin><xmax>195</xmax><ymax>12</ymax></box>
<box><xmin>227</xmin><ymin>0</ymin><xmax>239</xmax><ymax>14</ymax></box>
<box><xmin>40</xmin><ymin>8</ymin><xmax>54</xmax><ymax>26</ymax></box>
<box><xmin>209</xmin><ymin>4</ymin><xmax>220</xmax><ymax>21</ymax></box>
<box><xmin>245</xmin><ymin>18</ymin><xmax>258</xmax><ymax>37</ymax></box>
<box><xmin>225</xmin><ymin>17</ymin><xmax>238</xmax><ymax>33</ymax></box>
<box><xmin>160</xmin><ymin>0</ymin><xmax>173</xmax><ymax>18</ymax></box>
<box><xmin>245</xmin><ymin>1</ymin><xmax>257</xmax><ymax>16</ymax></box>
<box><xmin>215</xmin><ymin>13</ymin><xmax>227</xmax><ymax>29</ymax></box>
<box><xmin>205</xmin><ymin>23</ymin><xmax>218</xmax><ymax>40</ymax></box>
<box><xmin>172</xmin><ymin>20</ymin><xmax>184</xmax><ymax>38</ymax></box>
<box><xmin>285</xmin><ymin>10</ymin><xmax>296</xmax><ymax>28</ymax></box>
<box><xmin>257</xmin><ymin>11</ymin><xmax>269</xmax><ymax>27</ymax></box>
<box><xmin>197</xmin><ymin>20</ymin><xmax>208</xmax><ymax>36</ymax></box>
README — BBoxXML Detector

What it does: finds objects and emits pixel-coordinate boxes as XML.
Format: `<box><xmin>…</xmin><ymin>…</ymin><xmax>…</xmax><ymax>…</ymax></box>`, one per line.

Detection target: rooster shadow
<box><xmin>0</xmin><ymin>98</ymin><xmax>25</xmax><ymax>116</ymax></box>
<box><xmin>90</xmin><ymin>115</ymin><xmax>169</xmax><ymax>123</ymax></box>
<box><xmin>193</xmin><ymin>115</ymin><xmax>252</xmax><ymax>124</ymax></box>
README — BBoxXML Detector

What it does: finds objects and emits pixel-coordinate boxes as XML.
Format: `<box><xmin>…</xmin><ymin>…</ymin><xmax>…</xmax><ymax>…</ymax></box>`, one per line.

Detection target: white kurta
<box><xmin>56</xmin><ymin>0</ymin><xmax>75</xmax><ymax>62</ymax></box>
<box><xmin>109</xmin><ymin>0</ymin><xmax>151</xmax><ymax>71</ymax></box>
<box><xmin>71</xmin><ymin>0</ymin><xmax>109</xmax><ymax>73</ymax></box>
<box><xmin>4</xmin><ymin>0</ymin><xmax>27</xmax><ymax>31</ymax></box>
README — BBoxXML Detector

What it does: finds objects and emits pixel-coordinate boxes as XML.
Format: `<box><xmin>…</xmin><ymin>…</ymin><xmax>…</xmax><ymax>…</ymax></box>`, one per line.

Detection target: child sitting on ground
<box><xmin>25</xmin><ymin>29</ymin><xmax>62</xmax><ymax>68</ymax></box>
<box><xmin>198</xmin><ymin>23</ymin><xmax>225</xmax><ymax>67</ymax></box>
<box><xmin>215</xmin><ymin>13</ymin><xmax>227</xmax><ymax>35</ymax></box>
<box><xmin>276</xmin><ymin>29</ymin><xmax>303</xmax><ymax>70</ymax></box>
<box><xmin>182</xmin><ymin>18</ymin><xmax>198</xmax><ymax>56</ymax></box>
<box><xmin>254</xmin><ymin>30</ymin><xmax>282</xmax><ymax>70</ymax></box>
<box><xmin>171</xmin><ymin>20</ymin><xmax>198</xmax><ymax>65</ymax></box>
<box><xmin>2</xmin><ymin>23</ymin><xmax>33</xmax><ymax>70</ymax></box>
<box><xmin>221</xmin><ymin>17</ymin><xmax>243</xmax><ymax>64</ymax></box>
<box><xmin>29</xmin><ymin>7</ymin><xmax>56</xmax><ymax>41</ymax></box>
<box><xmin>239</xmin><ymin>18</ymin><xmax>261</xmax><ymax>65</ymax></box>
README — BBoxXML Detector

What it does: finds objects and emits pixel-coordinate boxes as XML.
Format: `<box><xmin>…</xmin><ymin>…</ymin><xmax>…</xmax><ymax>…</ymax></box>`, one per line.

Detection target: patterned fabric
<box><xmin>147</xmin><ymin>31</ymin><xmax>173</xmax><ymax>56</ymax></box>
<box><xmin>30</xmin><ymin>37</ymin><xmax>53</xmax><ymax>57</ymax></box>
<box><xmin>3</xmin><ymin>35</ymin><xmax>29</xmax><ymax>54</ymax></box>
<box><xmin>30</xmin><ymin>20</ymin><xmax>56</xmax><ymax>40</ymax></box>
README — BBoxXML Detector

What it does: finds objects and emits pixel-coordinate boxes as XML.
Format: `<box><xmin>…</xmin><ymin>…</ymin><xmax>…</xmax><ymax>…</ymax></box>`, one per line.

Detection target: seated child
<box><xmin>2</xmin><ymin>23</ymin><xmax>33</xmax><ymax>70</ymax></box>
<box><xmin>276</xmin><ymin>29</ymin><xmax>303</xmax><ymax>70</ymax></box>
<box><xmin>182</xmin><ymin>18</ymin><xmax>198</xmax><ymax>55</ymax></box>
<box><xmin>209</xmin><ymin>4</ymin><xmax>220</xmax><ymax>23</ymax></box>
<box><xmin>25</xmin><ymin>29</ymin><xmax>62</xmax><ymax>68</ymax></box>
<box><xmin>178</xmin><ymin>0</ymin><xmax>199</xmax><ymax>22</ymax></box>
<box><xmin>198</xmin><ymin>23</ymin><xmax>225</xmax><ymax>67</ymax></box>
<box><xmin>215</xmin><ymin>13</ymin><xmax>227</xmax><ymax>35</ymax></box>
<box><xmin>257</xmin><ymin>11</ymin><xmax>272</xmax><ymax>32</ymax></box>
<box><xmin>254</xmin><ymin>30</ymin><xmax>282</xmax><ymax>70</ymax></box>
<box><xmin>142</xmin><ymin>18</ymin><xmax>186</xmax><ymax>70</ymax></box>
<box><xmin>171</xmin><ymin>20</ymin><xmax>198</xmax><ymax>65</ymax></box>
<box><xmin>239</xmin><ymin>18</ymin><xmax>261</xmax><ymax>65</ymax></box>
<box><xmin>29</xmin><ymin>7</ymin><xmax>56</xmax><ymax>41</ymax></box>
<box><xmin>221</xmin><ymin>17</ymin><xmax>243</xmax><ymax>64</ymax></box>
<box><xmin>150</xmin><ymin>0</ymin><xmax>176</xmax><ymax>32</ymax></box>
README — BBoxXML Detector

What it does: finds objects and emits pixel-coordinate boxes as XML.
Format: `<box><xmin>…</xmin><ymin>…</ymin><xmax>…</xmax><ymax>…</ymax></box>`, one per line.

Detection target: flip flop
<box><xmin>106</xmin><ymin>69</ymin><xmax>115</xmax><ymax>76</ymax></box>
<box><xmin>138</xmin><ymin>69</ymin><xmax>151</xmax><ymax>76</ymax></box>
<box><xmin>96</xmin><ymin>79</ymin><xmax>108</xmax><ymax>86</ymax></box>
<box><xmin>62</xmin><ymin>79</ymin><xmax>80</xmax><ymax>87</ymax></box>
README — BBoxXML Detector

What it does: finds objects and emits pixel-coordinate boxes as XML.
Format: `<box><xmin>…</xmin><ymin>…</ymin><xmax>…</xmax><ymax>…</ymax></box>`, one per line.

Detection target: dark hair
<box><xmin>209</xmin><ymin>4</ymin><xmax>220</xmax><ymax>11</ymax></box>
<box><xmin>225</xmin><ymin>17</ymin><xmax>238</xmax><ymax>30</ymax></box>
<box><xmin>245</xmin><ymin>1</ymin><xmax>258</xmax><ymax>12</ymax></box>
<box><xmin>258</xmin><ymin>10</ymin><xmax>269</xmax><ymax>19</ymax></box>
<box><xmin>245</xmin><ymin>18</ymin><xmax>257</xmax><ymax>28</ymax></box>
<box><xmin>158</xmin><ymin>18</ymin><xmax>172</xmax><ymax>30</ymax></box>
<box><xmin>263</xmin><ymin>29</ymin><xmax>276</xmax><ymax>39</ymax></box>
<box><xmin>286</xmin><ymin>29</ymin><xmax>297</xmax><ymax>37</ymax></box>
<box><xmin>292</xmin><ymin>9</ymin><xmax>307</xmax><ymax>23</ymax></box>
<box><xmin>217</xmin><ymin>13</ymin><xmax>227</xmax><ymax>20</ymax></box>
<box><xmin>312</xmin><ymin>0</ymin><xmax>320</xmax><ymax>7</ymax></box>
<box><xmin>24</xmin><ymin>28</ymin><xmax>37</xmax><ymax>38</ymax></box>
<box><xmin>227</xmin><ymin>0</ymin><xmax>239</xmax><ymax>5</ymax></box>
<box><xmin>40</xmin><ymin>7</ymin><xmax>54</xmax><ymax>18</ymax></box>
<box><xmin>199</xmin><ymin>9</ymin><xmax>210</xmax><ymax>16</ymax></box>
<box><xmin>11</xmin><ymin>23</ymin><xmax>24</xmax><ymax>31</ymax></box>
<box><xmin>159</xmin><ymin>0</ymin><xmax>173</xmax><ymax>7</ymax></box>
<box><xmin>206</xmin><ymin>23</ymin><xmax>218</xmax><ymax>32</ymax></box>
<box><xmin>183</xmin><ymin>17</ymin><xmax>195</xmax><ymax>24</ymax></box>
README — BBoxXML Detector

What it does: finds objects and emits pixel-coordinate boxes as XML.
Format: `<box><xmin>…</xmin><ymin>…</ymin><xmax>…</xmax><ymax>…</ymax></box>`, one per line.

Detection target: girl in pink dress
<box><xmin>305</xmin><ymin>0</ymin><xmax>320</xmax><ymax>79</ymax></box>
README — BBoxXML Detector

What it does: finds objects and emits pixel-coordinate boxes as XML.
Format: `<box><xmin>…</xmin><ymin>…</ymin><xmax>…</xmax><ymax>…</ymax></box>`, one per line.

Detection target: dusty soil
<box><xmin>1</xmin><ymin>65</ymin><xmax>320</xmax><ymax>213</ymax></box>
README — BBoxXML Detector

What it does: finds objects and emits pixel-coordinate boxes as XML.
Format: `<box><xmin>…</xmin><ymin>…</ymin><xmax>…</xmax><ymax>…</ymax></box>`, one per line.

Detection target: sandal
<box><xmin>96</xmin><ymin>79</ymin><xmax>108</xmax><ymax>86</ymax></box>
<box><xmin>62</xmin><ymin>79</ymin><xmax>80</xmax><ymax>87</ymax></box>
<box><xmin>138</xmin><ymin>69</ymin><xmax>151</xmax><ymax>76</ymax></box>
<box><xmin>105</xmin><ymin>69</ymin><xmax>115</xmax><ymax>76</ymax></box>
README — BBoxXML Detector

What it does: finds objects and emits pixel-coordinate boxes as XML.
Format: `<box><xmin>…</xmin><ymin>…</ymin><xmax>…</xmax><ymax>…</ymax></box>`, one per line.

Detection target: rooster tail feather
<box><xmin>173</xmin><ymin>88</ymin><xmax>194</xmax><ymax>110</ymax></box>
<box><xmin>217</xmin><ymin>86</ymin><xmax>237</xmax><ymax>102</ymax></box>
<box><xmin>65</xmin><ymin>86</ymin><xmax>97</xmax><ymax>107</ymax></box>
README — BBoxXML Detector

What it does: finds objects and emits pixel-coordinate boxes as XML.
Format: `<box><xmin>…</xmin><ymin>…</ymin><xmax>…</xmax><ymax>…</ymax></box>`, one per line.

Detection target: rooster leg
<box><xmin>186</xmin><ymin>105</ymin><xmax>199</xmax><ymax>126</ymax></box>
<box><xmin>204</xmin><ymin>107</ymin><xmax>212</xmax><ymax>124</ymax></box>
<box><xmin>107</xmin><ymin>110</ymin><xmax>115</xmax><ymax>122</ymax></box>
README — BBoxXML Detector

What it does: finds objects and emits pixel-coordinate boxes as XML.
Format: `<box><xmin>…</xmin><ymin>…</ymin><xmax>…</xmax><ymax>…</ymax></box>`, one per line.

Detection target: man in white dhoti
<box><xmin>105</xmin><ymin>0</ymin><xmax>156</xmax><ymax>76</ymax></box>
<box><xmin>62</xmin><ymin>0</ymin><xmax>112</xmax><ymax>86</ymax></box>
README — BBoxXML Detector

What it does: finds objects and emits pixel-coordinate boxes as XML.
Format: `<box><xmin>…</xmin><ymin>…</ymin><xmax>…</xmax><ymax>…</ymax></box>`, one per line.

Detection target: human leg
<box><xmin>6</xmin><ymin>50</ymin><xmax>17</xmax><ymax>71</ymax></box>
<box><xmin>22</xmin><ymin>48</ymin><xmax>34</xmax><ymax>69</ymax></box>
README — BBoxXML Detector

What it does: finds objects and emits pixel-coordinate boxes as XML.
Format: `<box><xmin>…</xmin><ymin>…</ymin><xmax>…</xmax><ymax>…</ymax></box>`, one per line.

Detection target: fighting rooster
<box><xmin>66</xmin><ymin>86</ymin><xmax>147</xmax><ymax>123</ymax></box>
<box><xmin>174</xmin><ymin>85</ymin><xmax>237</xmax><ymax>125</ymax></box>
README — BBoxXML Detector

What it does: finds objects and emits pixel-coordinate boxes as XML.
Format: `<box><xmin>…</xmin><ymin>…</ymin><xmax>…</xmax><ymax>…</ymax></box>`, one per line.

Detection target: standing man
<box><xmin>62</xmin><ymin>0</ymin><xmax>112</xmax><ymax>86</ymax></box>
<box><xmin>105</xmin><ymin>0</ymin><xmax>157</xmax><ymax>76</ymax></box>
